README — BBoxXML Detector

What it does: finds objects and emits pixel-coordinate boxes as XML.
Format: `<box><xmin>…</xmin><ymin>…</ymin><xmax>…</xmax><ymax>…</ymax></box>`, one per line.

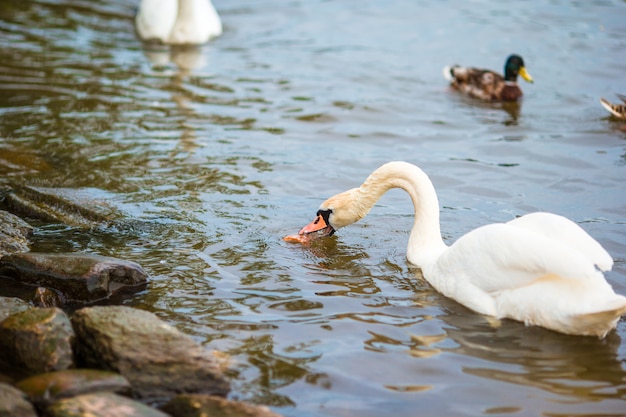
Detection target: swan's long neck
<box><xmin>355</xmin><ymin>162</ymin><xmax>447</xmax><ymax>268</ymax></box>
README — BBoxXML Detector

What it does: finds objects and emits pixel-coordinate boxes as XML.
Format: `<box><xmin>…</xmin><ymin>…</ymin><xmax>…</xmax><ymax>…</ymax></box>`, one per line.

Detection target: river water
<box><xmin>1</xmin><ymin>1</ymin><xmax>626</xmax><ymax>416</ymax></box>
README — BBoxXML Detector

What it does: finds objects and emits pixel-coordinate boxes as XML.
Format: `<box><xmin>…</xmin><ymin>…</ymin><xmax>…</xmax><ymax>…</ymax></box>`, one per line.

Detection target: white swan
<box><xmin>285</xmin><ymin>161</ymin><xmax>626</xmax><ymax>337</ymax></box>
<box><xmin>135</xmin><ymin>0</ymin><xmax>222</xmax><ymax>45</ymax></box>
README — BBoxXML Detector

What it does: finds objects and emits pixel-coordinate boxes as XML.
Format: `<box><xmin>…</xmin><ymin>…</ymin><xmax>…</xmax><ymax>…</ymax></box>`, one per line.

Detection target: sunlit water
<box><xmin>1</xmin><ymin>1</ymin><xmax>626</xmax><ymax>416</ymax></box>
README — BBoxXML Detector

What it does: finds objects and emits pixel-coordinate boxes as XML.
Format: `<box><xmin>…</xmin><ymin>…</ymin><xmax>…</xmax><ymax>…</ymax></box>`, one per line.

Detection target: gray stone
<box><xmin>0</xmin><ymin>382</ymin><xmax>37</xmax><ymax>417</ymax></box>
<box><xmin>47</xmin><ymin>392</ymin><xmax>170</xmax><ymax>417</ymax></box>
<box><xmin>71</xmin><ymin>306</ymin><xmax>230</xmax><ymax>402</ymax></box>
<box><xmin>0</xmin><ymin>307</ymin><xmax>74</xmax><ymax>377</ymax></box>
<box><xmin>16</xmin><ymin>369</ymin><xmax>131</xmax><ymax>408</ymax></box>
<box><xmin>0</xmin><ymin>296</ymin><xmax>31</xmax><ymax>322</ymax></box>
<box><xmin>0</xmin><ymin>252</ymin><xmax>147</xmax><ymax>304</ymax></box>
<box><xmin>162</xmin><ymin>394</ymin><xmax>284</xmax><ymax>417</ymax></box>
<box><xmin>0</xmin><ymin>210</ymin><xmax>32</xmax><ymax>257</ymax></box>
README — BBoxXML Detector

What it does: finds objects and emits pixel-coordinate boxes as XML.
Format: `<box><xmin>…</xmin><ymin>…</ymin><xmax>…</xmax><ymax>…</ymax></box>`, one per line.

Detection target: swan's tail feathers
<box><xmin>573</xmin><ymin>298</ymin><xmax>626</xmax><ymax>338</ymax></box>
<box><xmin>443</xmin><ymin>65</ymin><xmax>455</xmax><ymax>81</ymax></box>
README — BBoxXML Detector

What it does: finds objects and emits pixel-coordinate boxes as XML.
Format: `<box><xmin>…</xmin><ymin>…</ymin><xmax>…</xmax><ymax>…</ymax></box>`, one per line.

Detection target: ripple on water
<box><xmin>1</xmin><ymin>1</ymin><xmax>626</xmax><ymax>416</ymax></box>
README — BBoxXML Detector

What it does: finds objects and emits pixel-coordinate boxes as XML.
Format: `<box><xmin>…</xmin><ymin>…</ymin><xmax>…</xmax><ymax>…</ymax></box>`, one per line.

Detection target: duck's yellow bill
<box><xmin>519</xmin><ymin>67</ymin><xmax>534</xmax><ymax>83</ymax></box>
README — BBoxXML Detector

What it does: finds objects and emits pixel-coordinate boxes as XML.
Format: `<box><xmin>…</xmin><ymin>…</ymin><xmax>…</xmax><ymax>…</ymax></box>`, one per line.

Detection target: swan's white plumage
<box><xmin>506</xmin><ymin>212</ymin><xmax>613</xmax><ymax>271</ymax></box>
<box><xmin>136</xmin><ymin>0</ymin><xmax>222</xmax><ymax>45</ymax></box>
<box><xmin>135</xmin><ymin>0</ymin><xmax>178</xmax><ymax>43</ymax></box>
<box><xmin>306</xmin><ymin>161</ymin><xmax>626</xmax><ymax>337</ymax></box>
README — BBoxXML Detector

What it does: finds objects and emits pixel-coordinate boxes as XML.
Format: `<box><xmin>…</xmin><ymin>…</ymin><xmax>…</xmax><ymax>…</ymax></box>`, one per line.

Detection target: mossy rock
<box><xmin>0</xmin><ymin>308</ymin><xmax>74</xmax><ymax>377</ymax></box>
<box><xmin>47</xmin><ymin>392</ymin><xmax>170</xmax><ymax>417</ymax></box>
<box><xmin>16</xmin><ymin>369</ymin><xmax>131</xmax><ymax>408</ymax></box>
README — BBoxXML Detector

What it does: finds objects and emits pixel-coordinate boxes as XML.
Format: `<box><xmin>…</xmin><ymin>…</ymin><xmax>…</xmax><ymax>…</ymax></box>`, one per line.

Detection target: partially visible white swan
<box><xmin>285</xmin><ymin>161</ymin><xmax>626</xmax><ymax>337</ymax></box>
<box><xmin>135</xmin><ymin>0</ymin><xmax>222</xmax><ymax>45</ymax></box>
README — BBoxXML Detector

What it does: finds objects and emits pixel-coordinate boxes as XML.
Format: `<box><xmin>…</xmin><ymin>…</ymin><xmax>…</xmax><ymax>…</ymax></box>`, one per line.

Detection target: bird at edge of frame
<box><xmin>600</xmin><ymin>94</ymin><xmax>626</xmax><ymax>120</ymax></box>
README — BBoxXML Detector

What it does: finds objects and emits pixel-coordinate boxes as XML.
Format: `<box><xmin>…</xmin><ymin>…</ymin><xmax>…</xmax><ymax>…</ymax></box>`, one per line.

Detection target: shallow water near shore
<box><xmin>1</xmin><ymin>1</ymin><xmax>626</xmax><ymax>416</ymax></box>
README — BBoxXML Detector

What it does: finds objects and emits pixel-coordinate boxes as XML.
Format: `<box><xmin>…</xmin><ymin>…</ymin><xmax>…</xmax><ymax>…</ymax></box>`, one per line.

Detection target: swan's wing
<box><xmin>506</xmin><ymin>212</ymin><xmax>613</xmax><ymax>271</ymax></box>
<box><xmin>426</xmin><ymin>214</ymin><xmax>621</xmax><ymax>333</ymax></box>
<box><xmin>433</xmin><ymin>221</ymin><xmax>607</xmax><ymax>296</ymax></box>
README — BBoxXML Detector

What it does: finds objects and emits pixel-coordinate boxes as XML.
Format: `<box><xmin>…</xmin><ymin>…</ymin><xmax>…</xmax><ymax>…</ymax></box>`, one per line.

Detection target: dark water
<box><xmin>1</xmin><ymin>1</ymin><xmax>626</xmax><ymax>416</ymax></box>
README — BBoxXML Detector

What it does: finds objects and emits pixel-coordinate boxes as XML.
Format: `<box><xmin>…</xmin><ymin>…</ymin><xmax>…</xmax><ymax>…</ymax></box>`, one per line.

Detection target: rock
<box><xmin>0</xmin><ymin>184</ymin><xmax>118</xmax><ymax>228</ymax></box>
<box><xmin>0</xmin><ymin>308</ymin><xmax>74</xmax><ymax>377</ymax></box>
<box><xmin>71</xmin><ymin>306</ymin><xmax>230</xmax><ymax>402</ymax></box>
<box><xmin>0</xmin><ymin>210</ymin><xmax>32</xmax><ymax>257</ymax></box>
<box><xmin>16</xmin><ymin>369</ymin><xmax>131</xmax><ymax>409</ymax></box>
<box><xmin>46</xmin><ymin>392</ymin><xmax>170</xmax><ymax>417</ymax></box>
<box><xmin>0</xmin><ymin>382</ymin><xmax>37</xmax><ymax>417</ymax></box>
<box><xmin>32</xmin><ymin>287</ymin><xmax>66</xmax><ymax>308</ymax></box>
<box><xmin>162</xmin><ymin>394</ymin><xmax>284</xmax><ymax>417</ymax></box>
<box><xmin>0</xmin><ymin>184</ymin><xmax>168</xmax><ymax>235</ymax></box>
<box><xmin>0</xmin><ymin>253</ymin><xmax>148</xmax><ymax>304</ymax></box>
<box><xmin>0</xmin><ymin>296</ymin><xmax>31</xmax><ymax>322</ymax></box>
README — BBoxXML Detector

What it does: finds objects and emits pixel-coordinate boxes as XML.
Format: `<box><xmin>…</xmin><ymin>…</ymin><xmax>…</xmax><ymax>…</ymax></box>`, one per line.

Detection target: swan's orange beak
<box><xmin>298</xmin><ymin>213</ymin><xmax>331</xmax><ymax>234</ymax></box>
<box><xmin>283</xmin><ymin>212</ymin><xmax>335</xmax><ymax>244</ymax></box>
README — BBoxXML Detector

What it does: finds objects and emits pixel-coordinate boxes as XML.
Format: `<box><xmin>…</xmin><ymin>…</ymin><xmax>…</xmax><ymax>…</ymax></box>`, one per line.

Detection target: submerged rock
<box><xmin>16</xmin><ymin>369</ymin><xmax>131</xmax><ymax>409</ymax></box>
<box><xmin>162</xmin><ymin>394</ymin><xmax>284</xmax><ymax>417</ymax></box>
<box><xmin>47</xmin><ymin>392</ymin><xmax>170</xmax><ymax>417</ymax></box>
<box><xmin>71</xmin><ymin>306</ymin><xmax>230</xmax><ymax>402</ymax></box>
<box><xmin>0</xmin><ymin>253</ymin><xmax>147</xmax><ymax>305</ymax></box>
<box><xmin>0</xmin><ymin>209</ymin><xmax>32</xmax><ymax>257</ymax></box>
<box><xmin>0</xmin><ymin>382</ymin><xmax>37</xmax><ymax>417</ymax></box>
<box><xmin>0</xmin><ymin>308</ymin><xmax>74</xmax><ymax>377</ymax></box>
<box><xmin>0</xmin><ymin>185</ymin><xmax>118</xmax><ymax>228</ymax></box>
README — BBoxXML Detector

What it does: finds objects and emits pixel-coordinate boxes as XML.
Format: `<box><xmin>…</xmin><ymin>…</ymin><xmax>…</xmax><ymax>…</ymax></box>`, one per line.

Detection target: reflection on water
<box><xmin>446</xmin><ymin>92</ymin><xmax>523</xmax><ymax>126</ymax></box>
<box><xmin>445</xmin><ymin>309</ymin><xmax>626</xmax><ymax>401</ymax></box>
<box><xmin>142</xmin><ymin>44</ymin><xmax>210</xmax><ymax>72</ymax></box>
<box><xmin>1</xmin><ymin>0</ymin><xmax>626</xmax><ymax>416</ymax></box>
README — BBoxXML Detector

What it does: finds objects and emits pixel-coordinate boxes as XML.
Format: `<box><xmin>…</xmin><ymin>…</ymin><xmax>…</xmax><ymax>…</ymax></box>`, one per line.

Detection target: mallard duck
<box><xmin>600</xmin><ymin>94</ymin><xmax>626</xmax><ymax>119</ymax></box>
<box><xmin>285</xmin><ymin>161</ymin><xmax>626</xmax><ymax>337</ymax></box>
<box><xmin>443</xmin><ymin>55</ymin><xmax>533</xmax><ymax>102</ymax></box>
<box><xmin>135</xmin><ymin>0</ymin><xmax>222</xmax><ymax>45</ymax></box>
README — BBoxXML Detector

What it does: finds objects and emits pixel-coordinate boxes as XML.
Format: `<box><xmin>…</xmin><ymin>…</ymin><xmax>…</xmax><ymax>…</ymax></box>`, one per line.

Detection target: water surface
<box><xmin>1</xmin><ymin>1</ymin><xmax>626</xmax><ymax>416</ymax></box>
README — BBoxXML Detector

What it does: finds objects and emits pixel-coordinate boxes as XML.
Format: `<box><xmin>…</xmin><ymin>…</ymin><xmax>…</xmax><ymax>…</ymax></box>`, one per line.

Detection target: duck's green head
<box><xmin>504</xmin><ymin>55</ymin><xmax>533</xmax><ymax>83</ymax></box>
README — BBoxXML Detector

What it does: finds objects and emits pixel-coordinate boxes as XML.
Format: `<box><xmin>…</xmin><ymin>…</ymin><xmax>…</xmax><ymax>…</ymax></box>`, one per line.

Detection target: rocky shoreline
<box><xmin>0</xmin><ymin>186</ymin><xmax>283</xmax><ymax>417</ymax></box>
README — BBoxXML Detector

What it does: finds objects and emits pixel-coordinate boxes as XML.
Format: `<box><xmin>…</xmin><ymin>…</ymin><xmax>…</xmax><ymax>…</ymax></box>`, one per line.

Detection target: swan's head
<box><xmin>284</xmin><ymin>188</ymin><xmax>367</xmax><ymax>244</ymax></box>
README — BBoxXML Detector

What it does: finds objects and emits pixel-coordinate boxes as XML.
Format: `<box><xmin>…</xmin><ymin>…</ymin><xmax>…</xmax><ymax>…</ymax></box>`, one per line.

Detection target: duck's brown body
<box><xmin>444</xmin><ymin>55</ymin><xmax>533</xmax><ymax>102</ymax></box>
<box><xmin>447</xmin><ymin>68</ymin><xmax>523</xmax><ymax>101</ymax></box>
